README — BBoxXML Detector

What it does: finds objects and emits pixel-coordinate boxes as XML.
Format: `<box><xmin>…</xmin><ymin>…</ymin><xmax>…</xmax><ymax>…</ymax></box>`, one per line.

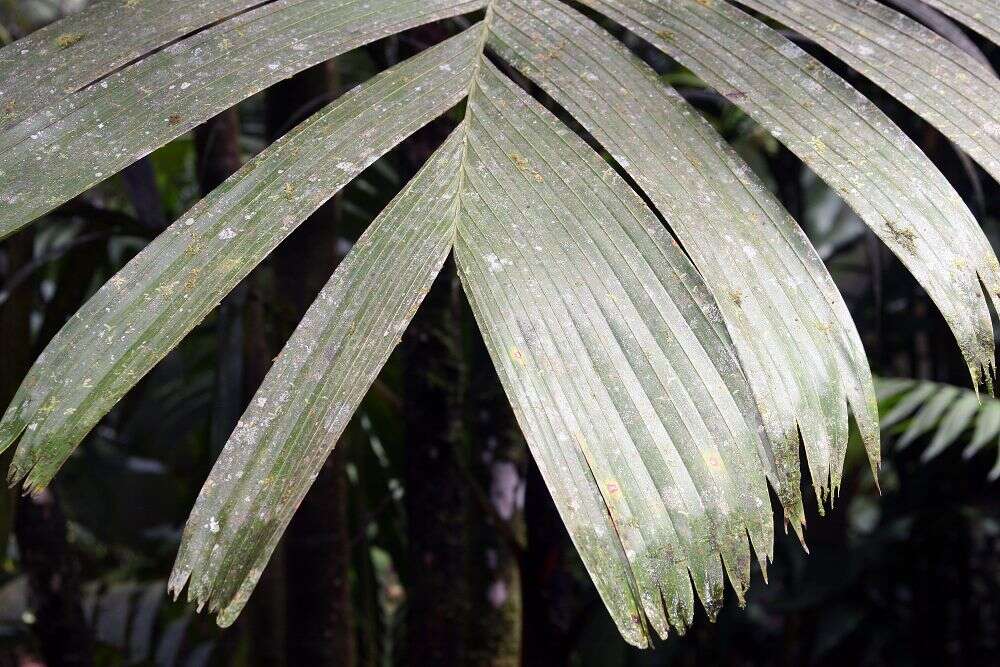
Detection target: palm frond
<box><xmin>739</xmin><ymin>0</ymin><xmax>1000</xmax><ymax>185</ymax></box>
<box><xmin>0</xmin><ymin>0</ymin><xmax>998</xmax><ymax>646</ymax></box>
<box><xmin>0</xmin><ymin>29</ymin><xmax>480</xmax><ymax>492</ymax></box>
<box><xmin>490</xmin><ymin>0</ymin><xmax>877</xmax><ymax>515</ymax></box>
<box><xmin>0</xmin><ymin>0</ymin><xmax>484</xmax><ymax>238</ymax></box>
<box><xmin>583</xmin><ymin>0</ymin><xmax>1000</xmax><ymax>383</ymax></box>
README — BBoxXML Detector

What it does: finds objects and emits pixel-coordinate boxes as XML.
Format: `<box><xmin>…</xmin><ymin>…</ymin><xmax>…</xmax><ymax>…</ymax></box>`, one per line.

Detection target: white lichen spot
<box><xmin>218</xmin><ymin>228</ymin><xmax>237</xmax><ymax>241</ymax></box>
<box><xmin>208</xmin><ymin>517</ymin><xmax>220</xmax><ymax>533</ymax></box>
<box><xmin>485</xmin><ymin>253</ymin><xmax>511</xmax><ymax>273</ymax></box>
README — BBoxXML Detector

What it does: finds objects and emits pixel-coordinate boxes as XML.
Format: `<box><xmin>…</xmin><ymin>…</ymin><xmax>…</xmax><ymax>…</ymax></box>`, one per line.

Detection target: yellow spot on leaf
<box><xmin>55</xmin><ymin>33</ymin><xmax>84</xmax><ymax>49</ymax></box>
<box><xmin>703</xmin><ymin>449</ymin><xmax>724</xmax><ymax>472</ymax></box>
<box><xmin>808</xmin><ymin>136</ymin><xmax>828</xmax><ymax>154</ymax></box>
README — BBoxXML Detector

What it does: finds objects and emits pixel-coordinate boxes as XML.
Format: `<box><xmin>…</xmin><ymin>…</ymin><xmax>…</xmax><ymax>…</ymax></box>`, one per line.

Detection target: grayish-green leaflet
<box><xmin>919</xmin><ymin>0</ymin><xmax>1000</xmax><ymax>44</ymax></box>
<box><xmin>0</xmin><ymin>0</ymin><xmax>267</xmax><ymax>130</ymax></box>
<box><xmin>0</xmin><ymin>27</ymin><xmax>482</xmax><ymax>492</ymax></box>
<box><xmin>583</xmin><ymin>0</ymin><xmax>1000</xmax><ymax>386</ymax></box>
<box><xmin>1</xmin><ymin>0</ymin><xmax>999</xmax><ymax>647</ymax></box>
<box><xmin>877</xmin><ymin>378</ymin><xmax>1000</xmax><ymax>478</ymax></box>
<box><xmin>0</xmin><ymin>0</ymin><xmax>485</xmax><ymax>239</ymax></box>
<box><xmin>169</xmin><ymin>123</ymin><xmax>467</xmax><ymax>629</ymax></box>
<box><xmin>738</xmin><ymin>0</ymin><xmax>1000</xmax><ymax>184</ymax></box>
<box><xmin>456</xmin><ymin>60</ymin><xmax>772</xmax><ymax>644</ymax></box>
<box><xmin>487</xmin><ymin>0</ymin><xmax>879</xmax><ymax>525</ymax></box>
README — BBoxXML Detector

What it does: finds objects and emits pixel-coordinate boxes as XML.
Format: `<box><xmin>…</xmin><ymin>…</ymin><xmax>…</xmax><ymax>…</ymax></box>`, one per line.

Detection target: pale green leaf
<box><xmin>583</xmin><ymin>0</ymin><xmax>1000</xmax><ymax>383</ymax></box>
<box><xmin>738</xmin><ymin>0</ymin><xmax>1000</xmax><ymax>184</ymax></box>
<box><xmin>880</xmin><ymin>381</ymin><xmax>937</xmax><ymax>430</ymax></box>
<box><xmin>169</xmin><ymin>125</ymin><xmax>465</xmax><ymax>628</ymax></box>
<box><xmin>488</xmin><ymin>0</ymin><xmax>878</xmax><ymax>516</ymax></box>
<box><xmin>875</xmin><ymin>377</ymin><xmax>915</xmax><ymax>401</ymax></box>
<box><xmin>877</xmin><ymin>377</ymin><xmax>1000</xmax><ymax>476</ymax></box>
<box><xmin>456</xmin><ymin>61</ymin><xmax>773</xmax><ymax>643</ymax></box>
<box><xmin>0</xmin><ymin>27</ymin><xmax>482</xmax><ymax>492</ymax></box>
<box><xmin>922</xmin><ymin>391</ymin><xmax>979</xmax><ymax>460</ymax></box>
<box><xmin>0</xmin><ymin>0</ymin><xmax>485</xmax><ymax>239</ymax></box>
<box><xmin>897</xmin><ymin>385</ymin><xmax>959</xmax><ymax>449</ymax></box>
<box><xmin>966</xmin><ymin>400</ymin><xmax>1000</xmax><ymax>459</ymax></box>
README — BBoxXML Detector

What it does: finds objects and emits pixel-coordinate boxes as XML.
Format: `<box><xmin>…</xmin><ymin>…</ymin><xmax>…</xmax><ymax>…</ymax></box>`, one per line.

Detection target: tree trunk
<box><xmin>403</xmin><ymin>260</ymin><xmax>473</xmax><ymax>666</ymax></box>
<box><xmin>522</xmin><ymin>461</ymin><xmax>575</xmax><ymax>666</ymax></box>
<box><xmin>2</xmin><ymin>230</ymin><xmax>94</xmax><ymax>666</ymax></box>
<box><xmin>466</xmin><ymin>335</ymin><xmax>525</xmax><ymax>667</ymax></box>
<box><xmin>265</xmin><ymin>63</ymin><xmax>357</xmax><ymax>667</ymax></box>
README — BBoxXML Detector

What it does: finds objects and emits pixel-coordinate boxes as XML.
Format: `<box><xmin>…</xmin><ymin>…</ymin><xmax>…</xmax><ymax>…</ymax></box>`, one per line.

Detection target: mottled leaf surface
<box><xmin>171</xmin><ymin>33</ymin><xmax>782</xmax><ymax>642</ymax></box>
<box><xmin>488</xmin><ymin>0</ymin><xmax>878</xmax><ymax>520</ymax></box>
<box><xmin>169</xmin><ymin>127</ymin><xmax>465</xmax><ymax>627</ymax></box>
<box><xmin>456</xmin><ymin>61</ymin><xmax>773</xmax><ymax>644</ymax></box>
<box><xmin>583</xmin><ymin>0</ymin><xmax>1000</xmax><ymax>383</ymax></box>
<box><xmin>920</xmin><ymin>0</ymin><xmax>1000</xmax><ymax>44</ymax></box>
<box><xmin>0</xmin><ymin>29</ymin><xmax>481</xmax><ymax>492</ymax></box>
<box><xmin>0</xmin><ymin>0</ymin><xmax>485</xmax><ymax>239</ymax></box>
<box><xmin>0</xmin><ymin>0</ymin><xmax>266</xmax><ymax>130</ymax></box>
<box><xmin>739</xmin><ymin>0</ymin><xmax>1000</xmax><ymax>184</ymax></box>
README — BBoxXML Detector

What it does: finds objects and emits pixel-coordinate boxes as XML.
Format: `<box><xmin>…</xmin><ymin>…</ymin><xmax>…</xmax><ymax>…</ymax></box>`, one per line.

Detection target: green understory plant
<box><xmin>0</xmin><ymin>0</ymin><xmax>998</xmax><ymax>647</ymax></box>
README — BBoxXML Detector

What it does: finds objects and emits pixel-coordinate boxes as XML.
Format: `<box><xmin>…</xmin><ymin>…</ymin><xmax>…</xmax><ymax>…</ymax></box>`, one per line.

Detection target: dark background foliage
<box><xmin>0</xmin><ymin>1</ymin><xmax>998</xmax><ymax>665</ymax></box>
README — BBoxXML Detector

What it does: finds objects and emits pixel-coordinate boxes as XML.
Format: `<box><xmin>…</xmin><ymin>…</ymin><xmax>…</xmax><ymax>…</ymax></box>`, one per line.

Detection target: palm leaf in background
<box><xmin>0</xmin><ymin>0</ymin><xmax>997</xmax><ymax>647</ymax></box>
<box><xmin>877</xmin><ymin>377</ymin><xmax>1000</xmax><ymax>479</ymax></box>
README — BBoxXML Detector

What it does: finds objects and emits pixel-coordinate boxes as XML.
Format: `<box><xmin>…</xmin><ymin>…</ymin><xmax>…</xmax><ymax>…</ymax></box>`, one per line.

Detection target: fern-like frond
<box><xmin>878</xmin><ymin>378</ymin><xmax>1000</xmax><ymax>478</ymax></box>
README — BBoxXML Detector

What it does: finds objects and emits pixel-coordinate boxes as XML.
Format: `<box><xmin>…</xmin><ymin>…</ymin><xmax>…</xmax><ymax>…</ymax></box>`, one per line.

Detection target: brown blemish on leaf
<box><xmin>185</xmin><ymin>268</ymin><xmax>201</xmax><ymax>291</ymax></box>
<box><xmin>282</xmin><ymin>183</ymin><xmax>294</xmax><ymax>198</ymax></box>
<box><xmin>728</xmin><ymin>288</ymin><xmax>743</xmax><ymax>307</ymax></box>
<box><xmin>168</xmin><ymin>113</ymin><xmax>183</xmax><ymax>126</ymax></box>
<box><xmin>535</xmin><ymin>40</ymin><xmax>566</xmax><ymax>64</ymax></box>
<box><xmin>657</xmin><ymin>29</ymin><xmax>674</xmax><ymax>41</ymax></box>
<box><xmin>511</xmin><ymin>153</ymin><xmax>544</xmax><ymax>183</ymax></box>
<box><xmin>2</xmin><ymin>100</ymin><xmax>14</xmax><ymax>115</ymax></box>
<box><xmin>509</xmin><ymin>346</ymin><xmax>526</xmax><ymax>366</ymax></box>
<box><xmin>885</xmin><ymin>218</ymin><xmax>917</xmax><ymax>253</ymax></box>
<box><xmin>55</xmin><ymin>33</ymin><xmax>84</xmax><ymax>49</ymax></box>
